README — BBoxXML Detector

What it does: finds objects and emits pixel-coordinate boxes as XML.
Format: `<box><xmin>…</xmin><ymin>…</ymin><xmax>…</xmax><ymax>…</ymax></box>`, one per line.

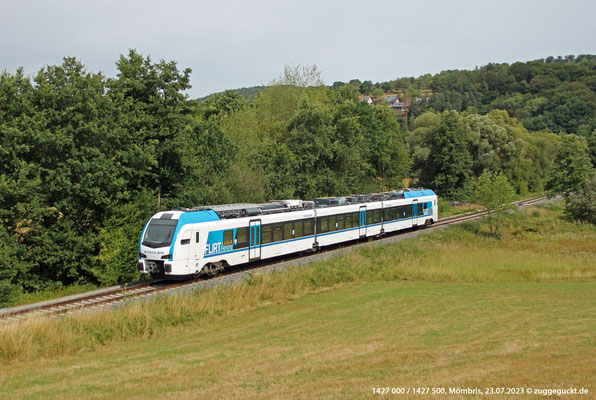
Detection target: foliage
<box><xmin>193</xmin><ymin>90</ymin><xmax>247</xmax><ymax>121</ymax></box>
<box><xmin>409</xmin><ymin>109</ymin><xmax>561</xmax><ymax>199</ymax></box>
<box><xmin>0</xmin><ymin>52</ymin><xmax>198</xmax><ymax>299</ymax></box>
<box><xmin>334</xmin><ymin>55</ymin><xmax>596</xmax><ymax>135</ymax></box>
<box><xmin>0</xmin><ymin>54</ymin><xmax>584</xmax><ymax>303</ymax></box>
<box><xmin>110</xmin><ymin>49</ymin><xmax>193</xmax><ymax>208</ymax></box>
<box><xmin>564</xmin><ymin>173</ymin><xmax>596</xmax><ymax>224</ymax></box>
<box><xmin>546</xmin><ymin>134</ymin><xmax>592</xmax><ymax>196</ymax></box>
<box><xmin>420</xmin><ymin>111</ymin><xmax>473</xmax><ymax>200</ymax></box>
<box><xmin>473</xmin><ymin>170</ymin><xmax>516</xmax><ymax>234</ymax></box>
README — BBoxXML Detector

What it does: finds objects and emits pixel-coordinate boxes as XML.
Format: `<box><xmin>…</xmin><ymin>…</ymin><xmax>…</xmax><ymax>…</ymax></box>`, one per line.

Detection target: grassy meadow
<box><xmin>0</xmin><ymin>201</ymin><xmax>594</xmax><ymax>399</ymax></box>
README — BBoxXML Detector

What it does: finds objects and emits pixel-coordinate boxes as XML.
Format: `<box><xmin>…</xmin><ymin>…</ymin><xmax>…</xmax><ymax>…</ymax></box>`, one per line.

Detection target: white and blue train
<box><xmin>138</xmin><ymin>189</ymin><xmax>437</xmax><ymax>278</ymax></box>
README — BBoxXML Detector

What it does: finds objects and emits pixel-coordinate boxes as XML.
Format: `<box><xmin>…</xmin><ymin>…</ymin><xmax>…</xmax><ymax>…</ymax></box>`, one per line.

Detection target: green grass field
<box><xmin>0</xmin><ymin>202</ymin><xmax>594</xmax><ymax>399</ymax></box>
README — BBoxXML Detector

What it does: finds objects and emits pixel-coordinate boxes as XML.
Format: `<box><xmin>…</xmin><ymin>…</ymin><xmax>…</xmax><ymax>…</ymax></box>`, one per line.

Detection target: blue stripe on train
<box><xmin>204</xmin><ymin>215</ymin><xmax>426</xmax><ymax>258</ymax></box>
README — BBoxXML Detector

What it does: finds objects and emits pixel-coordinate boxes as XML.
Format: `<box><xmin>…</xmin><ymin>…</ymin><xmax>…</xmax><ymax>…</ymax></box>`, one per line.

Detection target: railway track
<box><xmin>0</xmin><ymin>195</ymin><xmax>550</xmax><ymax>324</ymax></box>
<box><xmin>433</xmin><ymin>196</ymin><xmax>548</xmax><ymax>227</ymax></box>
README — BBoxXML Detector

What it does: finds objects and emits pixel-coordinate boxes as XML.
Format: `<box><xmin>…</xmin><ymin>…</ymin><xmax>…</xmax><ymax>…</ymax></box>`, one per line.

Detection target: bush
<box><xmin>564</xmin><ymin>192</ymin><xmax>596</xmax><ymax>224</ymax></box>
<box><xmin>563</xmin><ymin>174</ymin><xmax>596</xmax><ymax>225</ymax></box>
<box><xmin>0</xmin><ymin>280</ymin><xmax>17</xmax><ymax>307</ymax></box>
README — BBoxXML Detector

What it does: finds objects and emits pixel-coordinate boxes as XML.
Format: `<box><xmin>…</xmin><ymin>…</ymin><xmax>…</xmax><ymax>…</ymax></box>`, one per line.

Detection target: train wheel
<box><xmin>205</xmin><ymin>262</ymin><xmax>225</xmax><ymax>276</ymax></box>
<box><xmin>198</xmin><ymin>265</ymin><xmax>210</xmax><ymax>277</ymax></box>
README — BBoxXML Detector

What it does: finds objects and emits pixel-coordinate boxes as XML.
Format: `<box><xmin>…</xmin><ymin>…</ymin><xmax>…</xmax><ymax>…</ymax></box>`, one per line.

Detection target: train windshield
<box><xmin>142</xmin><ymin>219</ymin><xmax>178</xmax><ymax>248</ymax></box>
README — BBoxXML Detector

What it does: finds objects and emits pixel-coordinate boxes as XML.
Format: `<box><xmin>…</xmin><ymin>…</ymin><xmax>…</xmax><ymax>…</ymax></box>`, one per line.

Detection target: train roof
<box><xmin>169</xmin><ymin>188</ymin><xmax>436</xmax><ymax>220</ymax></box>
<box><xmin>403</xmin><ymin>189</ymin><xmax>436</xmax><ymax>198</ymax></box>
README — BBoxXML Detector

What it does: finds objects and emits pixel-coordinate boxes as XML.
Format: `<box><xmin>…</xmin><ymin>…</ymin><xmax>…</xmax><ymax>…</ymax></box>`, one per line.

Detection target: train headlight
<box><xmin>140</xmin><ymin>253</ymin><xmax>147</xmax><ymax>258</ymax></box>
<box><xmin>161</xmin><ymin>254</ymin><xmax>173</xmax><ymax>259</ymax></box>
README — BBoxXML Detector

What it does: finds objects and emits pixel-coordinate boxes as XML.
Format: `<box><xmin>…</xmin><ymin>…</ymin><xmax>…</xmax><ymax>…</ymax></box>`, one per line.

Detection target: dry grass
<box><xmin>0</xmin><ymin>282</ymin><xmax>593</xmax><ymax>399</ymax></box>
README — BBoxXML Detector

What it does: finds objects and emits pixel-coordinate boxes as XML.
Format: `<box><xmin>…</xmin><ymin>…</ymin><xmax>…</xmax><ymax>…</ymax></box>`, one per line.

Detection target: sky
<box><xmin>1</xmin><ymin>0</ymin><xmax>595</xmax><ymax>98</ymax></box>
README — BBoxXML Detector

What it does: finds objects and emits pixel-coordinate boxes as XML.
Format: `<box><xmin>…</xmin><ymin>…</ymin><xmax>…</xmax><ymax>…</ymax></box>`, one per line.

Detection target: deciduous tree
<box><xmin>473</xmin><ymin>170</ymin><xmax>516</xmax><ymax>235</ymax></box>
<box><xmin>546</xmin><ymin>134</ymin><xmax>592</xmax><ymax>196</ymax></box>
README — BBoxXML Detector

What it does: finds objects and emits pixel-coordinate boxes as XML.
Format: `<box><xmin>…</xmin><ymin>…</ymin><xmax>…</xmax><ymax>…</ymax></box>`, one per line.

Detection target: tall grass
<box><xmin>0</xmin><ymin>202</ymin><xmax>594</xmax><ymax>363</ymax></box>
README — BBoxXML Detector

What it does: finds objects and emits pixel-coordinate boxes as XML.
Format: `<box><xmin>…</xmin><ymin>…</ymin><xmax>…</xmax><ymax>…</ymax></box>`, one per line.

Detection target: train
<box><xmin>138</xmin><ymin>188</ymin><xmax>438</xmax><ymax>278</ymax></box>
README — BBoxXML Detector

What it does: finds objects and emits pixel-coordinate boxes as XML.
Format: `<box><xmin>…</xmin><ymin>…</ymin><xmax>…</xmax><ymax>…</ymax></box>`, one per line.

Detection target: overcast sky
<box><xmin>1</xmin><ymin>0</ymin><xmax>594</xmax><ymax>98</ymax></box>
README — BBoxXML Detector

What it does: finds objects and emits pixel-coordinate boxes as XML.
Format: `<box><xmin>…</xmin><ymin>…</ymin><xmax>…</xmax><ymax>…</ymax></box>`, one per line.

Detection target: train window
<box><xmin>329</xmin><ymin>215</ymin><xmax>337</xmax><ymax>230</ymax></box>
<box><xmin>195</xmin><ymin>232</ymin><xmax>200</xmax><ymax>243</ymax></box>
<box><xmin>261</xmin><ymin>225</ymin><xmax>272</xmax><ymax>244</ymax></box>
<box><xmin>366</xmin><ymin>211</ymin><xmax>373</xmax><ymax>225</ymax></box>
<box><xmin>345</xmin><ymin>214</ymin><xmax>352</xmax><ymax>228</ymax></box>
<box><xmin>143</xmin><ymin>219</ymin><xmax>177</xmax><ymax>248</ymax></box>
<box><xmin>223</xmin><ymin>230</ymin><xmax>234</xmax><ymax>246</ymax></box>
<box><xmin>235</xmin><ymin>227</ymin><xmax>248</xmax><ymax>249</ymax></box>
<box><xmin>353</xmin><ymin>212</ymin><xmax>360</xmax><ymax>226</ymax></box>
<box><xmin>384</xmin><ymin>208</ymin><xmax>392</xmax><ymax>221</ymax></box>
<box><xmin>319</xmin><ymin>217</ymin><xmax>329</xmax><ymax>233</ymax></box>
<box><xmin>337</xmin><ymin>215</ymin><xmax>345</xmax><ymax>230</ymax></box>
<box><xmin>294</xmin><ymin>221</ymin><xmax>303</xmax><ymax>237</ymax></box>
<box><xmin>374</xmin><ymin>210</ymin><xmax>381</xmax><ymax>224</ymax></box>
<box><xmin>273</xmin><ymin>225</ymin><xmax>283</xmax><ymax>242</ymax></box>
<box><xmin>180</xmin><ymin>229</ymin><xmax>191</xmax><ymax>245</ymax></box>
<box><xmin>304</xmin><ymin>219</ymin><xmax>314</xmax><ymax>235</ymax></box>
<box><xmin>407</xmin><ymin>205</ymin><xmax>413</xmax><ymax>216</ymax></box>
<box><xmin>284</xmin><ymin>223</ymin><xmax>293</xmax><ymax>239</ymax></box>
<box><xmin>418</xmin><ymin>205</ymin><xmax>424</xmax><ymax>216</ymax></box>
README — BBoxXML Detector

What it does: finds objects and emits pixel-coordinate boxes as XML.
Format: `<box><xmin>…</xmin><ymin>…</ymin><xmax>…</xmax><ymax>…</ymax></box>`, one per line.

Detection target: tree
<box><xmin>587</xmin><ymin>129</ymin><xmax>596</xmax><ymax>167</ymax></box>
<box><xmin>110</xmin><ymin>49</ymin><xmax>192</xmax><ymax>207</ymax></box>
<box><xmin>359</xmin><ymin>80</ymin><xmax>373</xmax><ymax>95</ymax></box>
<box><xmin>255</xmin><ymin>64</ymin><xmax>327</xmax><ymax>141</ymax></box>
<box><xmin>270</xmin><ymin>64</ymin><xmax>324</xmax><ymax>87</ymax></box>
<box><xmin>423</xmin><ymin>111</ymin><xmax>473</xmax><ymax>200</ymax></box>
<box><xmin>0</xmin><ymin>57</ymin><xmax>133</xmax><ymax>290</ymax></box>
<box><xmin>194</xmin><ymin>90</ymin><xmax>247</xmax><ymax>121</ymax></box>
<box><xmin>473</xmin><ymin>171</ymin><xmax>516</xmax><ymax>235</ymax></box>
<box><xmin>546</xmin><ymin>134</ymin><xmax>592</xmax><ymax>196</ymax></box>
<box><xmin>407</xmin><ymin>112</ymin><xmax>439</xmax><ymax>180</ymax></box>
<box><xmin>357</xmin><ymin>104</ymin><xmax>410</xmax><ymax>187</ymax></box>
<box><xmin>283</xmin><ymin>100</ymin><xmax>336</xmax><ymax>198</ymax></box>
<box><xmin>564</xmin><ymin>173</ymin><xmax>596</xmax><ymax>224</ymax></box>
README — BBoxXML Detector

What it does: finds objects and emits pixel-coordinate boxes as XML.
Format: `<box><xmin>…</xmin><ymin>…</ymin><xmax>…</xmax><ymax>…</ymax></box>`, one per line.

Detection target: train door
<box><xmin>249</xmin><ymin>220</ymin><xmax>261</xmax><ymax>261</ymax></box>
<box><xmin>412</xmin><ymin>200</ymin><xmax>419</xmax><ymax>226</ymax></box>
<box><xmin>191</xmin><ymin>229</ymin><xmax>201</xmax><ymax>267</ymax></box>
<box><xmin>359</xmin><ymin>206</ymin><xmax>367</xmax><ymax>237</ymax></box>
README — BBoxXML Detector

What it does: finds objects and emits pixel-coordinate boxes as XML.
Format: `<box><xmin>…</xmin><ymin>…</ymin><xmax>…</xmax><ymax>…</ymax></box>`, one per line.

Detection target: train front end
<box><xmin>138</xmin><ymin>210</ymin><xmax>219</xmax><ymax>278</ymax></box>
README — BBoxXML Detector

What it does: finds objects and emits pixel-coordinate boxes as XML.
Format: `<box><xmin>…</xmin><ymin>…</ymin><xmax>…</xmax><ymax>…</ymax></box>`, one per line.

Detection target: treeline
<box><xmin>0</xmin><ymin>52</ymin><xmax>593</xmax><ymax>304</ymax></box>
<box><xmin>334</xmin><ymin>55</ymin><xmax>596</xmax><ymax>137</ymax></box>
